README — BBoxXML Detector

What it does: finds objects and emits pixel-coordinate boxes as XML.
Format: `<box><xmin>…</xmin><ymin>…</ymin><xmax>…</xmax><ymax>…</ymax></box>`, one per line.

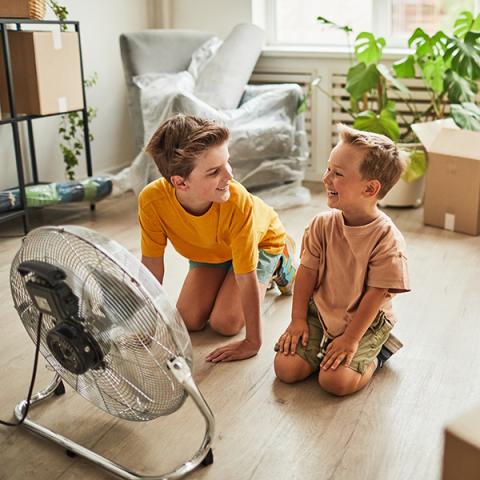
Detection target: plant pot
<box><xmin>378</xmin><ymin>143</ymin><xmax>426</xmax><ymax>208</ymax></box>
<box><xmin>378</xmin><ymin>175</ymin><xmax>425</xmax><ymax>208</ymax></box>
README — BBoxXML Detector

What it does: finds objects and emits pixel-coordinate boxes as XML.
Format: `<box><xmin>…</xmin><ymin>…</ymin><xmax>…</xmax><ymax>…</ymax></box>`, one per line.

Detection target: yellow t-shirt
<box><xmin>138</xmin><ymin>178</ymin><xmax>285</xmax><ymax>274</ymax></box>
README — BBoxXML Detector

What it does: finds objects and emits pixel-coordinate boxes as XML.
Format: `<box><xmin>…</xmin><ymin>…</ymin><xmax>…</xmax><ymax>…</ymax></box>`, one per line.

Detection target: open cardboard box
<box><xmin>412</xmin><ymin>119</ymin><xmax>480</xmax><ymax>236</ymax></box>
<box><xmin>442</xmin><ymin>403</ymin><xmax>480</xmax><ymax>479</ymax></box>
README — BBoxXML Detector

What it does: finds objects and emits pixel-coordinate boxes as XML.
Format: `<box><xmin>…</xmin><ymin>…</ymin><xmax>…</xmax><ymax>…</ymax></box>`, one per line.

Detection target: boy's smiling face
<box><xmin>323</xmin><ymin>142</ymin><xmax>381</xmax><ymax>223</ymax></box>
<box><xmin>172</xmin><ymin>141</ymin><xmax>233</xmax><ymax>215</ymax></box>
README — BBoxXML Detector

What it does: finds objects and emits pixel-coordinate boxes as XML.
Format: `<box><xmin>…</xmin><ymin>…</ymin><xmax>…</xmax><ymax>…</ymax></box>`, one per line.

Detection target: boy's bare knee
<box><xmin>274</xmin><ymin>359</ymin><xmax>299</xmax><ymax>383</ymax></box>
<box><xmin>209</xmin><ymin>314</ymin><xmax>243</xmax><ymax>336</ymax></box>
<box><xmin>186</xmin><ymin>322</ymin><xmax>207</xmax><ymax>332</ymax></box>
<box><xmin>318</xmin><ymin>372</ymin><xmax>356</xmax><ymax>397</ymax></box>
<box><xmin>274</xmin><ymin>354</ymin><xmax>311</xmax><ymax>384</ymax></box>
<box><xmin>178</xmin><ymin>310</ymin><xmax>208</xmax><ymax>332</ymax></box>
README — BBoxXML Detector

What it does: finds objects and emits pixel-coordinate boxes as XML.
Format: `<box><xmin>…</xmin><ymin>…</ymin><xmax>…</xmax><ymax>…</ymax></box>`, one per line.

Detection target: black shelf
<box><xmin>0</xmin><ymin>209</ymin><xmax>25</xmax><ymax>222</ymax></box>
<box><xmin>0</xmin><ymin>18</ymin><xmax>93</xmax><ymax>234</ymax></box>
<box><xmin>0</xmin><ymin>107</ymin><xmax>86</xmax><ymax>125</ymax></box>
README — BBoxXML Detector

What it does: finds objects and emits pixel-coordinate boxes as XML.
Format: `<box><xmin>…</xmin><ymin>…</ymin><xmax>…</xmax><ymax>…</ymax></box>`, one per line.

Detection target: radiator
<box><xmin>253</xmin><ymin>57</ymin><xmax>480</xmax><ymax>182</ymax></box>
<box><xmin>330</xmin><ymin>73</ymin><xmax>480</xmax><ymax>146</ymax></box>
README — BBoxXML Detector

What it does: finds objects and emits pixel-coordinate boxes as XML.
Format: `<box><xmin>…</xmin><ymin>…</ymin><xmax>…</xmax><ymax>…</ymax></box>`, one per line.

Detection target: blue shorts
<box><xmin>189</xmin><ymin>249</ymin><xmax>281</xmax><ymax>285</ymax></box>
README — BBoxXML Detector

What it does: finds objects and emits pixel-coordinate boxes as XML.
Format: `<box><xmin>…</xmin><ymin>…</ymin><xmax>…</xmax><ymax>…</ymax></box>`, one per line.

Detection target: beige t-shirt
<box><xmin>301</xmin><ymin>209</ymin><xmax>410</xmax><ymax>336</ymax></box>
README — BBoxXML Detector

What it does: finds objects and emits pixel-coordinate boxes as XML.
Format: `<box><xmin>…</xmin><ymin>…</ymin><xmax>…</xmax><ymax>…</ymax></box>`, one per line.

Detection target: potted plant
<box><xmin>47</xmin><ymin>0</ymin><xmax>98</xmax><ymax>180</ymax></box>
<box><xmin>315</xmin><ymin>11</ymin><xmax>480</xmax><ymax>207</ymax></box>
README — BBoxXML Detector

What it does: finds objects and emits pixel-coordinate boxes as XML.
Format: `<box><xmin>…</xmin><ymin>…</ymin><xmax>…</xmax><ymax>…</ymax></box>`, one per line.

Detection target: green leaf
<box><xmin>352</xmin><ymin>107</ymin><xmax>400</xmax><ymax>141</ymax></box>
<box><xmin>444</xmin><ymin>70</ymin><xmax>478</xmax><ymax>103</ymax></box>
<box><xmin>402</xmin><ymin>148</ymin><xmax>427</xmax><ymax>182</ymax></box>
<box><xmin>445</xmin><ymin>32</ymin><xmax>480</xmax><ymax>80</ymax></box>
<box><xmin>451</xmin><ymin>102</ymin><xmax>480</xmax><ymax>131</ymax></box>
<box><xmin>392</xmin><ymin>55</ymin><xmax>416</xmax><ymax>78</ymax></box>
<box><xmin>346</xmin><ymin>63</ymin><xmax>379</xmax><ymax>101</ymax></box>
<box><xmin>430</xmin><ymin>31</ymin><xmax>449</xmax><ymax>57</ymax></box>
<box><xmin>421</xmin><ymin>57</ymin><xmax>446</xmax><ymax>93</ymax></box>
<box><xmin>55</xmin><ymin>66</ymin><xmax>97</xmax><ymax>180</ymax></box>
<box><xmin>408</xmin><ymin>28</ymin><xmax>432</xmax><ymax>56</ymax></box>
<box><xmin>473</xmin><ymin>13</ymin><xmax>480</xmax><ymax>31</ymax></box>
<box><xmin>409</xmin><ymin>29</ymin><xmax>446</xmax><ymax>65</ymax></box>
<box><xmin>297</xmin><ymin>98</ymin><xmax>307</xmax><ymax>114</ymax></box>
<box><xmin>316</xmin><ymin>16</ymin><xmax>353</xmax><ymax>33</ymax></box>
<box><xmin>354</xmin><ymin>32</ymin><xmax>385</xmax><ymax>65</ymax></box>
<box><xmin>377</xmin><ymin>63</ymin><xmax>412</xmax><ymax>95</ymax></box>
<box><xmin>454</xmin><ymin>11</ymin><xmax>473</xmax><ymax>39</ymax></box>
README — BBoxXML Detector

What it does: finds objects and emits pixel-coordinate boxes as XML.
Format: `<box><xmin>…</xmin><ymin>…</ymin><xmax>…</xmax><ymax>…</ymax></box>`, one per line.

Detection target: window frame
<box><xmin>258</xmin><ymin>0</ymin><xmax>480</xmax><ymax>49</ymax></box>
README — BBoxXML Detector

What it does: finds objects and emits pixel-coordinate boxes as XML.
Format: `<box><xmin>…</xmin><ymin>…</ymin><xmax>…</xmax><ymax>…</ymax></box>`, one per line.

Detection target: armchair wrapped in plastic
<box><xmin>115</xmin><ymin>25</ymin><xmax>310</xmax><ymax>209</ymax></box>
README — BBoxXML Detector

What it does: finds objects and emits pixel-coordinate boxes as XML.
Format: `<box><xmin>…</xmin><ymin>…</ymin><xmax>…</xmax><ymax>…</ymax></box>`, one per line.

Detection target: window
<box><xmin>264</xmin><ymin>0</ymin><xmax>479</xmax><ymax>48</ymax></box>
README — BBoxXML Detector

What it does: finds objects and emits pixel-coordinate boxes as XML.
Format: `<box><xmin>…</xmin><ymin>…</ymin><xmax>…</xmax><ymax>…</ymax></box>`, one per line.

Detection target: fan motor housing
<box><xmin>47</xmin><ymin>321</ymin><xmax>104</xmax><ymax>375</ymax></box>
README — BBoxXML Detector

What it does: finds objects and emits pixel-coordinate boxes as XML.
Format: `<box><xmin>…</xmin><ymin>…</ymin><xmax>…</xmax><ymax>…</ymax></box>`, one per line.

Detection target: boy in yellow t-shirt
<box><xmin>139</xmin><ymin>114</ymin><xmax>296</xmax><ymax>362</ymax></box>
<box><xmin>274</xmin><ymin>124</ymin><xmax>410</xmax><ymax>396</ymax></box>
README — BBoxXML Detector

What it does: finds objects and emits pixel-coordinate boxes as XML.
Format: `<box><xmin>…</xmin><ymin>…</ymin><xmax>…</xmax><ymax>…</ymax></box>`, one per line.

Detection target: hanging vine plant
<box><xmin>59</xmin><ymin>74</ymin><xmax>98</xmax><ymax>181</ymax></box>
<box><xmin>46</xmin><ymin>0</ymin><xmax>68</xmax><ymax>31</ymax></box>
<box><xmin>46</xmin><ymin>1</ymin><xmax>98</xmax><ymax>180</ymax></box>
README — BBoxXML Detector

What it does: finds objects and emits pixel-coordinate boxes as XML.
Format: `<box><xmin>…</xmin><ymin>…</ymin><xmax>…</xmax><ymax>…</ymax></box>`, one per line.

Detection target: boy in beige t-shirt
<box><xmin>274</xmin><ymin>124</ymin><xmax>410</xmax><ymax>396</ymax></box>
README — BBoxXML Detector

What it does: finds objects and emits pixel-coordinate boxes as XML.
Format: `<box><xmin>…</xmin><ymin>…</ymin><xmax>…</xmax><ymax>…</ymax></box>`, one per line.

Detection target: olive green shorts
<box><xmin>296</xmin><ymin>300</ymin><xmax>393</xmax><ymax>374</ymax></box>
<box><xmin>189</xmin><ymin>249</ymin><xmax>281</xmax><ymax>285</ymax></box>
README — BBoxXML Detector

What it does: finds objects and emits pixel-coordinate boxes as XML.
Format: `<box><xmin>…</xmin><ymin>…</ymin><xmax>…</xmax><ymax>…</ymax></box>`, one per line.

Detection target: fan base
<box><xmin>15</xmin><ymin>357</ymin><xmax>215</xmax><ymax>479</ymax></box>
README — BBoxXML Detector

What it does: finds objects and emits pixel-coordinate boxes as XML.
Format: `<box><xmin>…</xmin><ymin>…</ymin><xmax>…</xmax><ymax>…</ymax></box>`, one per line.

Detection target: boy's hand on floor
<box><xmin>320</xmin><ymin>334</ymin><xmax>359</xmax><ymax>371</ymax></box>
<box><xmin>276</xmin><ymin>320</ymin><xmax>309</xmax><ymax>355</ymax></box>
<box><xmin>206</xmin><ymin>338</ymin><xmax>260</xmax><ymax>362</ymax></box>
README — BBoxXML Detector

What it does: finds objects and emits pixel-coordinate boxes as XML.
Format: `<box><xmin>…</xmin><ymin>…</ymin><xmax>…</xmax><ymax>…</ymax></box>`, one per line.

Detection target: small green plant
<box><xmin>46</xmin><ymin>1</ymin><xmax>98</xmax><ymax>180</ymax></box>
<box><xmin>59</xmin><ymin>73</ymin><xmax>98</xmax><ymax>180</ymax></box>
<box><xmin>46</xmin><ymin>0</ymin><xmax>68</xmax><ymax>31</ymax></box>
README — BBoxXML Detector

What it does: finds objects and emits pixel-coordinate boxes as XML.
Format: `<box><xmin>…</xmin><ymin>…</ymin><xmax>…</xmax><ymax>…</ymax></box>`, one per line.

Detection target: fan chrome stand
<box><xmin>14</xmin><ymin>357</ymin><xmax>215</xmax><ymax>480</ymax></box>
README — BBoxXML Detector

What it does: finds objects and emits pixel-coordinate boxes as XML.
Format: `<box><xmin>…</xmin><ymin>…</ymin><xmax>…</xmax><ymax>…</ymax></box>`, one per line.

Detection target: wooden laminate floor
<box><xmin>1</xmin><ymin>191</ymin><xmax>479</xmax><ymax>480</ymax></box>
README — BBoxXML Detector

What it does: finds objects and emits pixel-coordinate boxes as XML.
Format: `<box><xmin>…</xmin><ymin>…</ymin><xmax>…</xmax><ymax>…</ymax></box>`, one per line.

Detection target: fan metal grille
<box><xmin>10</xmin><ymin>226</ymin><xmax>193</xmax><ymax>421</ymax></box>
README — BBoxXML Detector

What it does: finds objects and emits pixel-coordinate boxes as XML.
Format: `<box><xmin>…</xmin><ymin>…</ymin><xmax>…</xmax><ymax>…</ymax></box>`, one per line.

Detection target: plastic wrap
<box><xmin>0</xmin><ymin>176</ymin><xmax>112</xmax><ymax>213</ymax></box>
<box><xmin>112</xmin><ymin>37</ymin><xmax>310</xmax><ymax>209</ymax></box>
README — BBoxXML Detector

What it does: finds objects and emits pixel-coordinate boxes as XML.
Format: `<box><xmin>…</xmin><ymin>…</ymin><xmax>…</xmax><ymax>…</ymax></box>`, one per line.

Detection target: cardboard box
<box><xmin>0</xmin><ymin>31</ymin><xmax>83</xmax><ymax>116</ymax></box>
<box><xmin>412</xmin><ymin>119</ymin><xmax>480</xmax><ymax>236</ymax></box>
<box><xmin>442</xmin><ymin>403</ymin><xmax>480</xmax><ymax>480</ymax></box>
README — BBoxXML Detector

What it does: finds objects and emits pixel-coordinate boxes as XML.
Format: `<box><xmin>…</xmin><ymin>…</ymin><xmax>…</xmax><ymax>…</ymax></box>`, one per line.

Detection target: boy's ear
<box><xmin>170</xmin><ymin>175</ymin><xmax>188</xmax><ymax>190</ymax></box>
<box><xmin>364</xmin><ymin>179</ymin><xmax>381</xmax><ymax>197</ymax></box>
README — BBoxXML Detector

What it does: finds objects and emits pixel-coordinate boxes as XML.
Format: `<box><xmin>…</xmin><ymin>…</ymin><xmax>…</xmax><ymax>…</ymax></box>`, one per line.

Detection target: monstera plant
<box><xmin>316</xmin><ymin>11</ymin><xmax>480</xmax><ymax>186</ymax></box>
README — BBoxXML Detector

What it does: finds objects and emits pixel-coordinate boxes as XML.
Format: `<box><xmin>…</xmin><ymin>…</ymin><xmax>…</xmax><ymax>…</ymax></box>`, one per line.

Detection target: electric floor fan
<box><xmin>9</xmin><ymin>225</ymin><xmax>214</xmax><ymax>479</ymax></box>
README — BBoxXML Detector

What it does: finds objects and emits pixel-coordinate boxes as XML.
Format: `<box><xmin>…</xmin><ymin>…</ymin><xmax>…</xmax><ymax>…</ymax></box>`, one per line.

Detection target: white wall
<box><xmin>0</xmin><ymin>0</ymin><xmax>156</xmax><ymax>190</ymax></box>
<box><xmin>166</xmin><ymin>0</ymin><xmax>252</xmax><ymax>38</ymax></box>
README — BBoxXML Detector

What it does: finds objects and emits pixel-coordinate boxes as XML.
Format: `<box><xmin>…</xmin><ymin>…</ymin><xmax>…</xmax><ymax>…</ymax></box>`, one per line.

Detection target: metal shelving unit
<box><xmin>0</xmin><ymin>18</ymin><xmax>92</xmax><ymax>233</ymax></box>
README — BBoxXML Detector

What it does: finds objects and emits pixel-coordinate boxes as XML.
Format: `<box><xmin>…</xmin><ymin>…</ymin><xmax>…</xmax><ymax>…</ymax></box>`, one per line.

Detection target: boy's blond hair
<box><xmin>337</xmin><ymin>124</ymin><xmax>407</xmax><ymax>199</ymax></box>
<box><xmin>145</xmin><ymin>114</ymin><xmax>229</xmax><ymax>183</ymax></box>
